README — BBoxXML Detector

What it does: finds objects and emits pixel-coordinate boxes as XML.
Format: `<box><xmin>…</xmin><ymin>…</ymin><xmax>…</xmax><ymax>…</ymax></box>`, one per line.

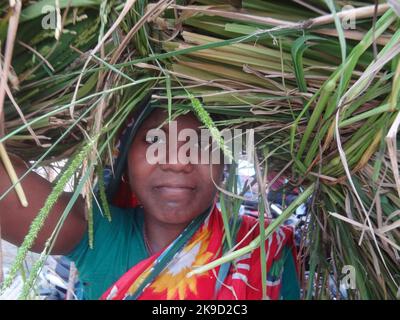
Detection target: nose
<box><xmin>159</xmin><ymin>161</ymin><xmax>194</xmax><ymax>173</ymax></box>
<box><xmin>158</xmin><ymin>140</ymin><xmax>195</xmax><ymax>174</ymax></box>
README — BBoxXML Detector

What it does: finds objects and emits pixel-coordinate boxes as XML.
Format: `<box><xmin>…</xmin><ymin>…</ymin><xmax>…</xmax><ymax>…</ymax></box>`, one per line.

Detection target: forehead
<box><xmin>138</xmin><ymin>108</ymin><xmax>201</xmax><ymax>132</ymax></box>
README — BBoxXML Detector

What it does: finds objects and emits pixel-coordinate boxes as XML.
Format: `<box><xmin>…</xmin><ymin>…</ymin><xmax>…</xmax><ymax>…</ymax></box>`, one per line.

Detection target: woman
<box><xmin>0</xmin><ymin>100</ymin><xmax>299</xmax><ymax>300</ymax></box>
<box><xmin>68</xmin><ymin>100</ymin><xmax>300</xmax><ymax>300</ymax></box>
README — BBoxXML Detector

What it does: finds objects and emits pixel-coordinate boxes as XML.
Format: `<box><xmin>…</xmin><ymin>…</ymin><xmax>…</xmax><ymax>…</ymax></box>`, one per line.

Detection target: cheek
<box><xmin>127</xmin><ymin>145</ymin><xmax>152</xmax><ymax>191</ymax></box>
<box><xmin>211</xmin><ymin>164</ymin><xmax>224</xmax><ymax>184</ymax></box>
<box><xmin>198</xmin><ymin>164</ymin><xmax>224</xmax><ymax>192</ymax></box>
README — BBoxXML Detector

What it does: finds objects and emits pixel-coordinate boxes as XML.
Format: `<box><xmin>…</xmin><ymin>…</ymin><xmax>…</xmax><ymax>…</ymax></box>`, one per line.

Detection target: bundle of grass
<box><xmin>0</xmin><ymin>0</ymin><xmax>399</xmax><ymax>299</ymax></box>
<box><xmin>148</xmin><ymin>1</ymin><xmax>400</xmax><ymax>299</ymax></box>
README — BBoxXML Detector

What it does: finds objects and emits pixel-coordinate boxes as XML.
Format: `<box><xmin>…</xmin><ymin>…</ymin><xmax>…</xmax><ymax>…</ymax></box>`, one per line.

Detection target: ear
<box><xmin>112</xmin><ymin>171</ymin><xmax>141</xmax><ymax>208</ymax></box>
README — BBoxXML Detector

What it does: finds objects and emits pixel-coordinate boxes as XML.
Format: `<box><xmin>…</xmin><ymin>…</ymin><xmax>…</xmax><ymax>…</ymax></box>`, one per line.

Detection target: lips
<box><xmin>153</xmin><ymin>183</ymin><xmax>196</xmax><ymax>201</ymax></box>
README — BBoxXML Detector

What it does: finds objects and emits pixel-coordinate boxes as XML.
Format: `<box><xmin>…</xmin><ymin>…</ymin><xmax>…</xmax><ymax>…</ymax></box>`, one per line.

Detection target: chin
<box><xmin>155</xmin><ymin>204</ymin><xmax>199</xmax><ymax>225</ymax></box>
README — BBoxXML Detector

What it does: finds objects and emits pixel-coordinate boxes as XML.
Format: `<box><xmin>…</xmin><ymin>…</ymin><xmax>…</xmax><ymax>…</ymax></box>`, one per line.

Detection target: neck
<box><xmin>143</xmin><ymin>213</ymin><xmax>189</xmax><ymax>254</ymax></box>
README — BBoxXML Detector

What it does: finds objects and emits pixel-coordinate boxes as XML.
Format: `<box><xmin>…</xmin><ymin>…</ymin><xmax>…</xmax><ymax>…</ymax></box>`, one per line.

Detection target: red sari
<box><xmin>101</xmin><ymin>206</ymin><xmax>297</xmax><ymax>300</ymax></box>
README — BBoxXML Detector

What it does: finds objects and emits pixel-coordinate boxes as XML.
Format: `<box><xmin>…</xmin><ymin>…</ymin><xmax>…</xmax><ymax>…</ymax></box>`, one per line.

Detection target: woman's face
<box><xmin>127</xmin><ymin>109</ymin><xmax>224</xmax><ymax>226</ymax></box>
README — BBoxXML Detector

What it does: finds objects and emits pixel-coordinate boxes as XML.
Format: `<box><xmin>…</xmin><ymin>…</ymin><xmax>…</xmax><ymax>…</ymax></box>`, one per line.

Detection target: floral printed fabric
<box><xmin>101</xmin><ymin>206</ymin><xmax>298</xmax><ymax>300</ymax></box>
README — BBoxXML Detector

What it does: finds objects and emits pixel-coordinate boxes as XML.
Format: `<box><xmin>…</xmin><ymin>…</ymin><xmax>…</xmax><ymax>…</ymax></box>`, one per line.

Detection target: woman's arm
<box><xmin>0</xmin><ymin>155</ymin><xmax>87</xmax><ymax>255</ymax></box>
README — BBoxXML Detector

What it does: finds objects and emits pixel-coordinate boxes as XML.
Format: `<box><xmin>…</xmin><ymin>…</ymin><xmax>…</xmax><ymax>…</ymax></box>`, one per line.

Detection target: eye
<box><xmin>145</xmin><ymin>134</ymin><xmax>165</xmax><ymax>145</ymax></box>
<box><xmin>199</xmin><ymin>137</ymin><xmax>212</xmax><ymax>150</ymax></box>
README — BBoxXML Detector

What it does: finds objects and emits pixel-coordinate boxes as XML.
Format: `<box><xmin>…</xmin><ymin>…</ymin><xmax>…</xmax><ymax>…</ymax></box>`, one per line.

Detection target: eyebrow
<box><xmin>140</xmin><ymin>122</ymin><xmax>166</xmax><ymax>133</ymax></box>
<box><xmin>140</xmin><ymin>124</ymin><xmax>202</xmax><ymax>134</ymax></box>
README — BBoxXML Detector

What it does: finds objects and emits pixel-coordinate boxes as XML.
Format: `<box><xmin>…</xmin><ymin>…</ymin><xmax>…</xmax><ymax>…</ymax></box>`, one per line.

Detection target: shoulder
<box><xmin>66</xmin><ymin>202</ymin><xmax>140</xmax><ymax>259</ymax></box>
<box><xmin>97</xmin><ymin>202</ymin><xmax>139</xmax><ymax>225</ymax></box>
